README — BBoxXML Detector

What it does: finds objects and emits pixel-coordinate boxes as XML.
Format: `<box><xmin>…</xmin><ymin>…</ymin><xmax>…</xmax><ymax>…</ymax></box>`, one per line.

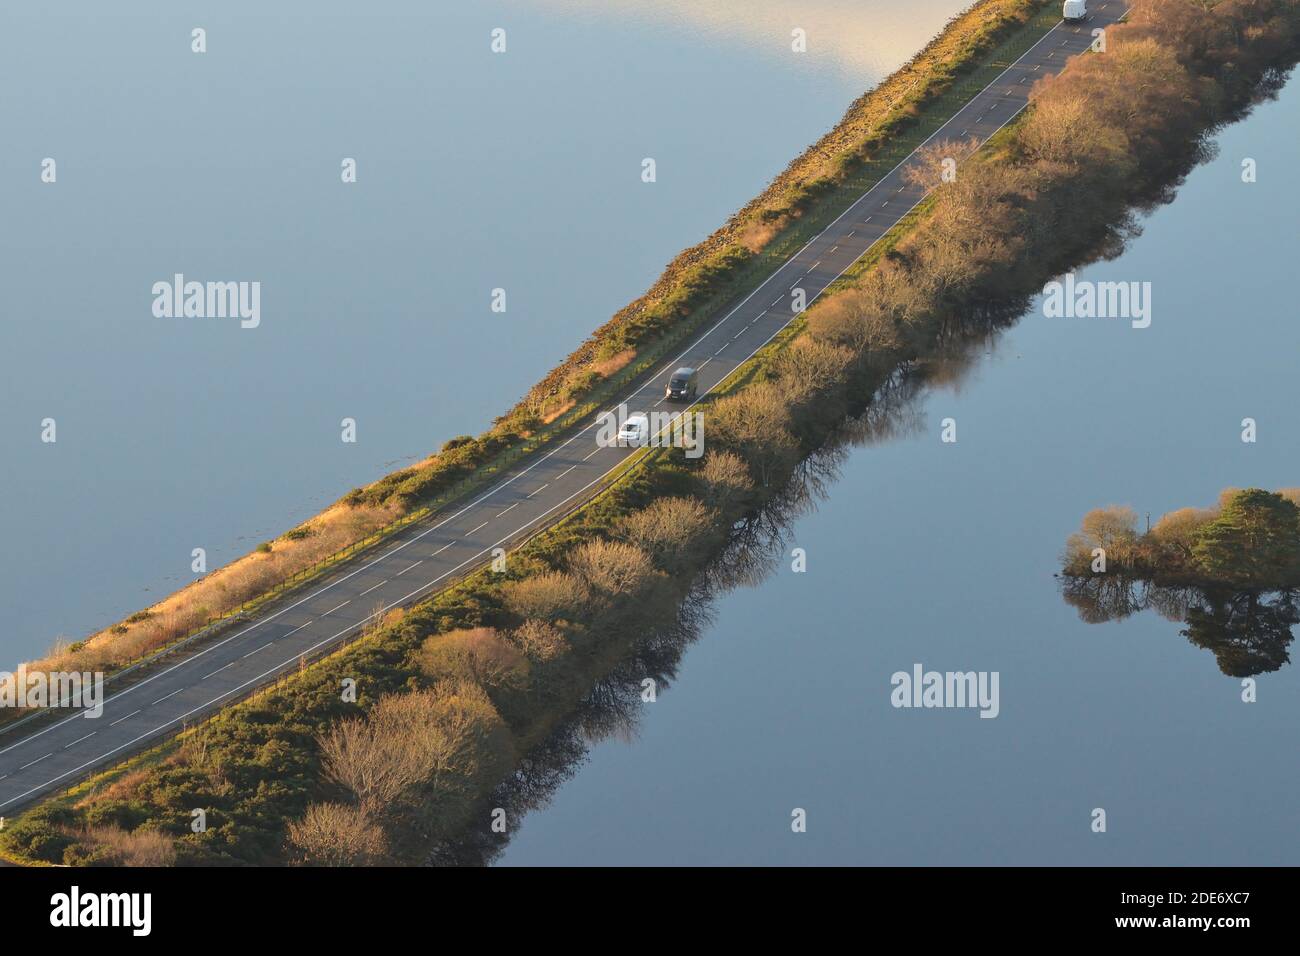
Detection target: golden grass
<box><xmin>590</xmin><ymin>348</ymin><xmax>636</xmax><ymax>379</ymax></box>
<box><xmin>14</xmin><ymin>501</ymin><xmax>398</xmax><ymax>684</ymax></box>
<box><xmin>540</xmin><ymin>399</ymin><xmax>577</xmax><ymax>424</ymax></box>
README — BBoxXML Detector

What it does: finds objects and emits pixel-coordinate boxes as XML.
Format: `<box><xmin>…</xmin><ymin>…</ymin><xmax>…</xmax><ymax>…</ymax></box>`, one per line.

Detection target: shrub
<box><xmin>620</xmin><ymin>497</ymin><xmax>718</xmax><ymax>571</ymax></box>
<box><xmin>567</xmin><ymin>539</ymin><xmax>655</xmax><ymax>598</ymax></box>
<box><xmin>500</xmin><ymin>571</ymin><xmax>589</xmax><ymax>621</ymax></box>
<box><xmin>286</xmin><ymin>802</ymin><xmax>387</xmax><ymax>866</ymax></box>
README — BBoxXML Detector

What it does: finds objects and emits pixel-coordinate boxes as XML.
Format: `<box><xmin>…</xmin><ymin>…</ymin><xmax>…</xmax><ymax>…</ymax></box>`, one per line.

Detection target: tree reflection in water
<box><xmin>428</xmin><ymin>306</ymin><xmax>1036</xmax><ymax>865</ymax></box>
<box><xmin>426</xmin><ymin>356</ymin><xmax>952</xmax><ymax>865</ymax></box>
<box><xmin>1060</xmin><ymin>575</ymin><xmax>1296</xmax><ymax>678</ymax></box>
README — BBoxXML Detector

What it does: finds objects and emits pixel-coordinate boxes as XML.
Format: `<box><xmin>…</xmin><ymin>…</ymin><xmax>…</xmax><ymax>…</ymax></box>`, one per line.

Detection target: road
<box><xmin>0</xmin><ymin>5</ymin><xmax>1126</xmax><ymax>814</ymax></box>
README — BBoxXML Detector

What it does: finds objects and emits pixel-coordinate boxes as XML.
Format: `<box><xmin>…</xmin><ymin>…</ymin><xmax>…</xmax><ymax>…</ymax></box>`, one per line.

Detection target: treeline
<box><xmin>6</xmin><ymin>0</ymin><xmax>1300</xmax><ymax>866</ymax></box>
<box><xmin>1062</xmin><ymin>488</ymin><xmax>1300</xmax><ymax>588</ymax></box>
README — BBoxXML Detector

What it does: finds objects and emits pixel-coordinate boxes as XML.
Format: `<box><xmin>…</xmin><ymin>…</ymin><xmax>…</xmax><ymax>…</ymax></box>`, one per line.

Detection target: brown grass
<box><xmin>65</xmin><ymin>825</ymin><xmax>177</xmax><ymax>866</ymax></box>
<box><xmin>14</xmin><ymin>501</ymin><xmax>398</xmax><ymax>685</ymax></box>
<box><xmin>540</xmin><ymin>399</ymin><xmax>577</xmax><ymax>424</ymax></box>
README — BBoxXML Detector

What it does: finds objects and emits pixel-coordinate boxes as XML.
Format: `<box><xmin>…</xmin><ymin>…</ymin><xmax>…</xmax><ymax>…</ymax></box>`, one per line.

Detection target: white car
<box><xmin>617</xmin><ymin>413</ymin><xmax>650</xmax><ymax>446</ymax></box>
<box><xmin>1063</xmin><ymin>0</ymin><xmax>1089</xmax><ymax>23</ymax></box>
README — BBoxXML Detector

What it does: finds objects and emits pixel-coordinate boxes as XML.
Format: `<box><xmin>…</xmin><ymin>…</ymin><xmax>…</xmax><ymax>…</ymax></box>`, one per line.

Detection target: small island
<box><xmin>1060</xmin><ymin>488</ymin><xmax>1300</xmax><ymax>677</ymax></box>
<box><xmin>1062</xmin><ymin>488</ymin><xmax>1300</xmax><ymax>589</ymax></box>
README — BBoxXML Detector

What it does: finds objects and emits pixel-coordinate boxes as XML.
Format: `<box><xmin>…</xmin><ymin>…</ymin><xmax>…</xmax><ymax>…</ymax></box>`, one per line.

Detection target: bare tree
<box><xmin>286</xmin><ymin>802</ymin><xmax>387</xmax><ymax>866</ymax></box>
<box><xmin>568</xmin><ymin>539</ymin><xmax>655</xmax><ymax>598</ymax></box>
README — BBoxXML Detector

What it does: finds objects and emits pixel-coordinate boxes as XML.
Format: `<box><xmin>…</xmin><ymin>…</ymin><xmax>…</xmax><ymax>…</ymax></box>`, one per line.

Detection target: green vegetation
<box><xmin>1063</xmin><ymin>489</ymin><xmax>1300</xmax><ymax>588</ymax></box>
<box><xmin>5</xmin><ymin>0</ymin><xmax>1300</xmax><ymax>866</ymax></box>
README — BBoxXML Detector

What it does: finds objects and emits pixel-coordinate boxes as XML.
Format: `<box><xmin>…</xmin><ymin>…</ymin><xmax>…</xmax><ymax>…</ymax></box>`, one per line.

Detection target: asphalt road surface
<box><xmin>0</xmin><ymin>5</ymin><xmax>1126</xmax><ymax>814</ymax></box>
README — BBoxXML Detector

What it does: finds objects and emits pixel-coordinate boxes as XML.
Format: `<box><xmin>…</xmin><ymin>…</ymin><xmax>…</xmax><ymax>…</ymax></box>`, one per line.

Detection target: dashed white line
<box><xmin>109</xmin><ymin>710</ymin><xmax>141</xmax><ymax>727</ymax></box>
<box><xmin>153</xmin><ymin>689</ymin><xmax>183</xmax><ymax>706</ymax></box>
<box><xmin>395</xmin><ymin>560</ymin><xmax>423</xmax><ymax>576</ymax></box>
<box><xmin>63</xmin><ymin>732</ymin><xmax>97</xmax><ymax>750</ymax></box>
<box><xmin>557</xmin><ymin>465</ymin><xmax>576</xmax><ymax>479</ymax></box>
<box><xmin>499</xmin><ymin>502</ymin><xmax>520</xmax><ymax>516</ymax></box>
<box><xmin>202</xmin><ymin>662</ymin><xmax>235</xmax><ymax>680</ymax></box>
<box><xmin>358</xmin><ymin>581</ymin><xmax>386</xmax><ymax>597</ymax></box>
<box><xmin>19</xmin><ymin>754</ymin><xmax>51</xmax><ymax>771</ymax></box>
<box><xmin>468</xmin><ymin>521</ymin><xmax>489</xmax><ymax>534</ymax></box>
<box><xmin>242</xmin><ymin>644</ymin><xmax>272</xmax><ymax>659</ymax></box>
<box><xmin>433</xmin><ymin>542</ymin><xmax>455</xmax><ymax>554</ymax></box>
<box><xmin>322</xmin><ymin>600</ymin><xmax>351</xmax><ymax>617</ymax></box>
<box><xmin>526</xmin><ymin>484</ymin><xmax>549</xmax><ymax>498</ymax></box>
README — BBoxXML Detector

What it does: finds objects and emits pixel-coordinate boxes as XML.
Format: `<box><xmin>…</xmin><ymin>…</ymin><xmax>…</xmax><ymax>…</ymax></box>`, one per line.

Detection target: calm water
<box><xmin>0</xmin><ymin>0</ymin><xmax>968</xmax><ymax>663</ymax></box>
<box><xmin>4</xmin><ymin>2</ymin><xmax>1295</xmax><ymax>867</ymax></box>
<box><xmin>495</xmin><ymin>78</ymin><xmax>1300</xmax><ymax>865</ymax></box>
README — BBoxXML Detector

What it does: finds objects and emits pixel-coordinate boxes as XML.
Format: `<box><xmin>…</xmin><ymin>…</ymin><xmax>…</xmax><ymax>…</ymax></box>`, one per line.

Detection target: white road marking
<box><xmin>468</xmin><ymin>521</ymin><xmax>489</xmax><ymax>534</ymax></box>
<box><xmin>152</xmin><ymin>689</ymin><xmax>183</xmax><ymax>706</ymax></box>
<box><xmin>64</xmin><ymin>733</ymin><xmax>96</xmax><ymax>750</ymax></box>
<box><xmin>557</xmin><ymin>465</ymin><xmax>576</xmax><ymax>478</ymax></box>
<box><xmin>242</xmin><ymin>644</ymin><xmax>272</xmax><ymax>659</ymax></box>
<box><xmin>109</xmin><ymin>710</ymin><xmax>141</xmax><ymax>727</ymax></box>
<box><xmin>358</xmin><ymin>581</ymin><xmax>386</xmax><ymax>597</ymax></box>
<box><xmin>395</xmin><ymin>560</ymin><xmax>422</xmax><ymax>576</ymax></box>
<box><xmin>526</xmin><ymin>484</ymin><xmax>549</xmax><ymax>498</ymax></box>
<box><xmin>499</xmin><ymin>502</ymin><xmax>520</xmax><ymax>516</ymax></box>
<box><xmin>433</xmin><ymin>542</ymin><xmax>455</xmax><ymax>554</ymax></box>
<box><xmin>19</xmin><ymin>754</ymin><xmax>51</xmax><ymax>770</ymax></box>
<box><xmin>322</xmin><ymin>600</ymin><xmax>351</xmax><ymax>616</ymax></box>
<box><xmin>202</xmin><ymin>662</ymin><xmax>235</xmax><ymax>680</ymax></box>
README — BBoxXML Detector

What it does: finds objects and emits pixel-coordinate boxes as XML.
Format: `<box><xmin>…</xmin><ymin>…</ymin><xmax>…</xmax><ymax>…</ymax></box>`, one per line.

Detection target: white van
<box><xmin>1063</xmin><ymin>0</ymin><xmax>1088</xmax><ymax>22</ymax></box>
<box><xmin>617</xmin><ymin>413</ymin><xmax>650</xmax><ymax>446</ymax></box>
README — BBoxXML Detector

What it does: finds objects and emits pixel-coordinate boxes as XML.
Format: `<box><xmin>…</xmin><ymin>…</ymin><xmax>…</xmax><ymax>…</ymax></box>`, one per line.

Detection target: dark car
<box><xmin>665</xmin><ymin>366</ymin><xmax>699</xmax><ymax>401</ymax></box>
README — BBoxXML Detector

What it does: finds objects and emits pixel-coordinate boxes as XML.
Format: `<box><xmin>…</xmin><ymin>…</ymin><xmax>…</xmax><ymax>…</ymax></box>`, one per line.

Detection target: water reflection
<box><xmin>1060</xmin><ymin>577</ymin><xmax>1296</xmax><ymax>677</ymax></box>
<box><xmin>517</xmin><ymin>0</ymin><xmax>963</xmax><ymax>81</ymax></box>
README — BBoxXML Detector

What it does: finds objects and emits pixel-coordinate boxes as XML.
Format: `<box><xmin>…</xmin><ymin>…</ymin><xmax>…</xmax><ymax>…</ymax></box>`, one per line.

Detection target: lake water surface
<box><xmin>3</xmin><ymin>2</ymin><xmax>1295</xmax><ymax>867</ymax></box>
<box><xmin>0</xmin><ymin>0</ymin><xmax>968</xmax><ymax>663</ymax></box>
<box><xmin>493</xmin><ymin>73</ymin><xmax>1300</xmax><ymax>866</ymax></box>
